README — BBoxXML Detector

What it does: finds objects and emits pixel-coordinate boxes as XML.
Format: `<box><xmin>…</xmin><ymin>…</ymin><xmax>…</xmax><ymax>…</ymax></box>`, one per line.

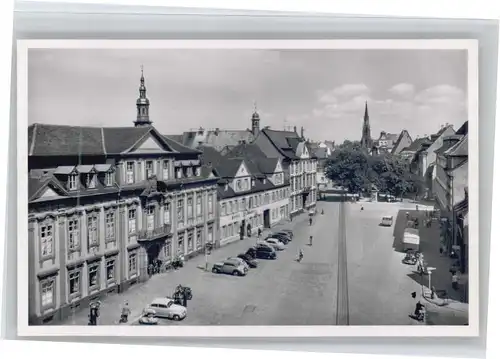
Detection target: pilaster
<box><xmin>58</xmin><ymin>216</ymin><xmax>67</xmax><ymax>306</ymax></box>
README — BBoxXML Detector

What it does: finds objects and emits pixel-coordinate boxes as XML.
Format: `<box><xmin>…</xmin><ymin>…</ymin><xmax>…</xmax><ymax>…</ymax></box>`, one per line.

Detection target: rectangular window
<box><xmin>146</xmin><ymin>206</ymin><xmax>155</xmax><ymax>231</ymax></box>
<box><xmin>163</xmin><ymin>203</ymin><xmax>171</xmax><ymax>225</ymax></box>
<box><xmin>86</xmin><ymin>174</ymin><xmax>96</xmax><ymax>188</ymax></box>
<box><xmin>221</xmin><ymin>203</ymin><xmax>226</xmax><ymax>216</ymax></box>
<box><xmin>196</xmin><ymin>196</ymin><xmax>202</xmax><ymax>216</ymax></box>
<box><xmin>105</xmin><ymin>211</ymin><xmax>115</xmax><ymax>240</ymax></box>
<box><xmin>68</xmin><ymin>219</ymin><xmax>80</xmax><ymax>251</ymax></box>
<box><xmin>229</xmin><ymin>201</ymin><xmax>233</xmax><ymax>214</ymax></box>
<box><xmin>106</xmin><ymin>258</ymin><xmax>116</xmax><ymax>281</ymax></box>
<box><xmin>187</xmin><ymin>197</ymin><xmax>194</xmax><ymax>218</ymax></box>
<box><xmin>187</xmin><ymin>231</ymin><xmax>194</xmax><ymax>251</ymax></box>
<box><xmin>176</xmin><ymin>168</ymin><xmax>182</xmax><ymax>179</ymax></box>
<box><xmin>195</xmin><ymin>167</ymin><xmax>201</xmax><ymax>176</ymax></box>
<box><xmin>177</xmin><ymin>199</ymin><xmax>184</xmax><ymax>223</ymax></box>
<box><xmin>164</xmin><ymin>241</ymin><xmax>172</xmax><ymax>258</ymax></box>
<box><xmin>88</xmin><ymin>264</ymin><xmax>99</xmax><ymax>289</ymax></box>
<box><xmin>105</xmin><ymin>172</ymin><xmax>114</xmax><ymax>186</ymax></box>
<box><xmin>177</xmin><ymin>233</ymin><xmax>185</xmax><ymax>254</ymax></box>
<box><xmin>41</xmin><ymin>279</ymin><xmax>54</xmax><ymax>307</ymax></box>
<box><xmin>186</xmin><ymin>167</ymin><xmax>193</xmax><ymax>177</ymax></box>
<box><xmin>208</xmin><ymin>195</ymin><xmax>214</xmax><ymax>214</ymax></box>
<box><xmin>87</xmin><ymin>215</ymin><xmax>99</xmax><ymax>248</ymax></box>
<box><xmin>196</xmin><ymin>228</ymin><xmax>202</xmax><ymax>249</ymax></box>
<box><xmin>68</xmin><ymin>174</ymin><xmax>78</xmax><ymax>190</ymax></box>
<box><xmin>222</xmin><ymin>226</ymin><xmax>227</xmax><ymax>238</ymax></box>
<box><xmin>69</xmin><ymin>270</ymin><xmax>81</xmax><ymax>296</ymax></box>
<box><xmin>146</xmin><ymin>160</ymin><xmax>154</xmax><ymax>179</ymax></box>
<box><xmin>126</xmin><ymin>162</ymin><xmax>135</xmax><ymax>184</ymax></box>
<box><xmin>128</xmin><ymin>252</ymin><xmax>137</xmax><ymax>275</ymax></box>
<box><xmin>163</xmin><ymin>160</ymin><xmax>169</xmax><ymax>180</ymax></box>
<box><xmin>241</xmin><ymin>199</ymin><xmax>245</xmax><ymax>210</ymax></box>
<box><xmin>207</xmin><ymin>225</ymin><xmax>213</xmax><ymax>243</ymax></box>
<box><xmin>128</xmin><ymin>208</ymin><xmax>136</xmax><ymax>234</ymax></box>
<box><xmin>40</xmin><ymin>223</ymin><xmax>53</xmax><ymax>257</ymax></box>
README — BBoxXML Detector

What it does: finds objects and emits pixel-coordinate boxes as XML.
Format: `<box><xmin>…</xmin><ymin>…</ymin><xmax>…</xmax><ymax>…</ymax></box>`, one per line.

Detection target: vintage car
<box><xmin>145</xmin><ymin>297</ymin><xmax>187</xmax><ymax>321</ymax></box>
<box><xmin>212</xmin><ymin>258</ymin><xmax>248</xmax><ymax>276</ymax></box>
<box><xmin>138</xmin><ymin>308</ymin><xmax>159</xmax><ymax>325</ymax></box>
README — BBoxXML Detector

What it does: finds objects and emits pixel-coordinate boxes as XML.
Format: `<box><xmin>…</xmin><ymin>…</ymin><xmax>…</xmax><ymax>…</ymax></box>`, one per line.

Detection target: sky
<box><xmin>28</xmin><ymin>48</ymin><xmax>468</xmax><ymax>143</ymax></box>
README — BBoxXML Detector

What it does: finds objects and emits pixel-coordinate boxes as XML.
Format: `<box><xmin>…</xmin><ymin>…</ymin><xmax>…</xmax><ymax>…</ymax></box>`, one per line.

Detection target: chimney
<box><xmin>293</xmin><ymin>125</ymin><xmax>297</xmax><ymax>134</ymax></box>
<box><xmin>300</xmin><ymin>126</ymin><xmax>304</xmax><ymax>139</ymax></box>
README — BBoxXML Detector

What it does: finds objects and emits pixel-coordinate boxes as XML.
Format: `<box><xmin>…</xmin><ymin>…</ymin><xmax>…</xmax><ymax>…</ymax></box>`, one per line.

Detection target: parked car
<box><xmin>145</xmin><ymin>297</ymin><xmax>187</xmax><ymax>321</ymax></box>
<box><xmin>228</xmin><ymin>256</ymin><xmax>250</xmax><ymax>270</ymax></box>
<box><xmin>245</xmin><ymin>247</ymin><xmax>257</xmax><ymax>259</ymax></box>
<box><xmin>269</xmin><ymin>233</ymin><xmax>291</xmax><ymax>244</ymax></box>
<box><xmin>263</xmin><ymin>238</ymin><xmax>285</xmax><ymax>251</ymax></box>
<box><xmin>279</xmin><ymin>229</ymin><xmax>294</xmax><ymax>239</ymax></box>
<box><xmin>236</xmin><ymin>253</ymin><xmax>258</xmax><ymax>268</ymax></box>
<box><xmin>274</xmin><ymin>230</ymin><xmax>293</xmax><ymax>241</ymax></box>
<box><xmin>212</xmin><ymin>258</ymin><xmax>248</xmax><ymax>276</ymax></box>
<box><xmin>254</xmin><ymin>243</ymin><xmax>277</xmax><ymax>259</ymax></box>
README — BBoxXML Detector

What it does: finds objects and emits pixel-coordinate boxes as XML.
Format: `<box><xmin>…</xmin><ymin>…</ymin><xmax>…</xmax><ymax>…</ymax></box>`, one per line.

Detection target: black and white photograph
<box><xmin>17</xmin><ymin>40</ymin><xmax>479</xmax><ymax>336</ymax></box>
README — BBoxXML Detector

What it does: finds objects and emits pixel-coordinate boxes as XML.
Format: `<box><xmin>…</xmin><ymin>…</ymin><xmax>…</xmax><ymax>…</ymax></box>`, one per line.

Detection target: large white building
<box><xmin>201</xmin><ymin>145</ymin><xmax>290</xmax><ymax>246</ymax></box>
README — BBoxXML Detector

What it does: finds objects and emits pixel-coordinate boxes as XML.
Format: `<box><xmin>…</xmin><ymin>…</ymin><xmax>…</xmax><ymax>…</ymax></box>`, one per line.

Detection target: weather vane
<box><xmin>253</xmin><ymin>101</ymin><xmax>257</xmax><ymax>113</ymax></box>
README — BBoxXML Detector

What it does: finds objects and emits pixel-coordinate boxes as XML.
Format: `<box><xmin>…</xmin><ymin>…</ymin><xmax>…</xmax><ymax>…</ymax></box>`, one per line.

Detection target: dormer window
<box><xmin>176</xmin><ymin>168</ymin><xmax>182</xmax><ymax>179</ymax></box>
<box><xmin>236</xmin><ymin>180</ymin><xmax>242</xmax><ymax>191</ymax></box>
<box><xmin>251</xmin><ymin>179</ymin><xmax>255</xmax><ymax>187</ymax></box>
<box><xmin>224</xmin><ymin>183</ymin><xmax>229</xmax><ymax>191</ymax></box>
<box><xmin>68</xmin><ymin>174</ymin><xmax>78</xmax><ymax>190</ymax></box>
<box><xmin>86</xmin><ymin>173</ymin><xmax>96</xmax><ymax>189</ymax></box>
<box><xmin>263</xmin><ymin>178</ymin><xmax>266</xmax><ymax>184</ymax></box>
<box><xmin>105</xmin><ymin>171</ymin><xmax>114</xmax><ymax>187</ymax></box>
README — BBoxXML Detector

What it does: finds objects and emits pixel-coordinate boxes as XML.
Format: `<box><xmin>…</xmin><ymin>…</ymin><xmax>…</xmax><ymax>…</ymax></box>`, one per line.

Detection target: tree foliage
<box><xmin>325</xmin><ymin>145</ymin><xmax>418</xmax><ymax>197</ymax></box>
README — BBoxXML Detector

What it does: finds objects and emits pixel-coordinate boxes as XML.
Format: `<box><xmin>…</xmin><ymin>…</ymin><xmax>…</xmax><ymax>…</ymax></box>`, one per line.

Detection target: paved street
<box><xmin>62</xmin><ymin>203</ymin><xmax>341</xmax><ymax>326</ymax></box>
<box><xmin>61</xmin><ymin>197</ymin><xmax>467</xmax><ymax>327</ymax></box>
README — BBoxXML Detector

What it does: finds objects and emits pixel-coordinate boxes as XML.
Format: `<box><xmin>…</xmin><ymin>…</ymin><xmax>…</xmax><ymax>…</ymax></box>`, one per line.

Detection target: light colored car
<box><xmin>228</xmin><ymin>257</ymin><xmax>250</xmax><ymax>270</ymax></box>
<box><xmin>146</xmin><ymin>297</ymin><xmax>187</xmax><ymax>321</ymax></box>
<box><xmin>212</xmin><ymin>258</ymin><xmax>248</xmax><ymax>276</ymax></box>
<box><xmin>381</xmin><ymin>215</ymin><xmax>394</xmax><ymax>227</ymax></box>
<box><xmin>264</xmin><ymin>237</ymin><xmax>285</xmax><ymax>251</ymax></box>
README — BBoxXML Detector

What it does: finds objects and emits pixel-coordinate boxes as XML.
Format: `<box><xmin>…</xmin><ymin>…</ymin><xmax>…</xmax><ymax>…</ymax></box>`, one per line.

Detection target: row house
<box><xmin>27</xmin><ymin>73</ymin><xmax>219</xmax><ymax>325</ymax></box>
<box><xmin>253</xmin><ymin>127</ymin><xmax>318</xmax><ymax>218</ymax></box>
<box><xmin>200</xmin><ymin>145</ymin><xmax>290</xmax><ymax>246</ymax></box>
<box><xmin>432</xmin><ymin>121</ymin><xmax>469</xmax><ymax>275</ymax></box>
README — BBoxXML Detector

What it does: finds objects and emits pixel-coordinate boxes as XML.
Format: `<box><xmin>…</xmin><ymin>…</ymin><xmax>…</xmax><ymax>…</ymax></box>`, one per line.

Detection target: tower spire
<box><xmin>251</xmin><ymin>101</ymin><xmax>260</xmax><ymax>136</ymax></box>
<box><xmin>134</xmin><ymin>66</ymin><xmax>152</xmax><ymax>127</ymax></box>
<box><xmin>360</xmin><ymin>101</ymin><xmax>372</xmax><ymax>150</ymax></box>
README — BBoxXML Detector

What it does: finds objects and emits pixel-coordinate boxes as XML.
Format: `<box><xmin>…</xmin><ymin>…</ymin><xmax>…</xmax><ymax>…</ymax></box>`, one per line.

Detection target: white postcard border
<box><xmin>17</xmin><ymin>39</ymin><xmax>479</xmax><ymax>337</ymax></box>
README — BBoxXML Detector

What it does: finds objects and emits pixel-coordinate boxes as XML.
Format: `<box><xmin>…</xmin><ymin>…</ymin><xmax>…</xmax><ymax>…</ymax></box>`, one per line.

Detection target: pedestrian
<box><xmin>121</xmin><ymin>301</ymin><xmax>131</xmax><ymax>323</ymax></box>
<box><xmin>439</xmin><ymin>246</ymin><xmax>444</xmax><ymax>256</ymax></box>
<box><xmin>257</xmin><ymin>228</ymin><xmax>262</xmax><ymax>238</ymax></box>
<box><xmin>452</xmin><ymin>272</ymin><xmax>459</xmax><ymax>290</ymax></box>
<box><xmin>297</xmin><ymin>249</ymin><xmax>304</xmax><ymax>262</ymax></box>
<box><xmin>309</xmin><ymin>235</ymin><xmax>313</xmax><ymax>246</ymax></box>
<box><xmin>309</xmin><ymin>217</ymin><xmax>313</xmax><ymax>226</ymax></box>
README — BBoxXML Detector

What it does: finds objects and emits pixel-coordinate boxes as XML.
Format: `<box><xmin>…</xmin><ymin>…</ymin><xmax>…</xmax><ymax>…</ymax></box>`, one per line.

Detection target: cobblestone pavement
<box><xmin>62</xmin><ymin>202</ymin><xmax>340</xmax><ymax>326</ymax></box>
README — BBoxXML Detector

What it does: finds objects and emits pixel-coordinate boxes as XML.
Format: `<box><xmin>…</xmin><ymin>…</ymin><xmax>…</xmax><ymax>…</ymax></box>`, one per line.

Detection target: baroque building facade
<box><xmin>27</xmin><ymin>72</ymin><xmax>219</xmax><ymax>324</ymax></box>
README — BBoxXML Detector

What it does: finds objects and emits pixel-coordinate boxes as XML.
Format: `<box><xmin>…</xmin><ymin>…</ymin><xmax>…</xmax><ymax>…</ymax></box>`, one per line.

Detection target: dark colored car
<box><xmin>245</xmin><ymin>247</ymin><xmax>257</xmax><ymax>259</ymax></box>
<box><xmin>279</xmin><ymin>229</ymin><xmax>294</xmax><ymax>239</ymax></box>
<box><xmin>237</xmin><ymin>253</ymin><xmax>258</xmax><ymax>268</ymax></box>
<box><xmin>269</xmin><ymin>233</ymin><xmax>291</xmax><ymax>244</ymax></box>
<box><xmin>254</xmin><ymin>243</ymin><xmax>277</xmax><ymax>259</ymax></box>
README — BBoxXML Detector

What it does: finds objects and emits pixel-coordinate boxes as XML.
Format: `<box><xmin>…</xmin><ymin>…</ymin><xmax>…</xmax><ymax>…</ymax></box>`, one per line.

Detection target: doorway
<box><xmin>263</xmin><ymin>209</ymin><xmax>271</xmax><ymax>228</ymax></box>
<box><xmin>146</xmin><ymin>241</ymin><xmax>163</xmax><ymax>275</ymax></box>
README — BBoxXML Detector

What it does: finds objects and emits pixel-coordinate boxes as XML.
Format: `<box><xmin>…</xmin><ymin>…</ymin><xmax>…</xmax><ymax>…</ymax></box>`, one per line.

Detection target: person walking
<box><xmin>309</xmin><ymin>235</ymin><xmax>313</xmax><ymax>246</ymax></box>
<box><xmin>297</xmin><ymin>248</ymin><xmax>304</xmax><ymax>263</ymax></box>
<box><xmin>120</xmin><ymin>301</ymin><xmax>131</xmax><ymax>323</ymax></box>
<box><xmin>257</xmin><ymin>228</ymin><xmax>262</xmax><ymax>239</ymax></box>
<box><xmin>452</xmin><ymin>272</ymin><xmax>460</xmax><ymax>290</ymax></box>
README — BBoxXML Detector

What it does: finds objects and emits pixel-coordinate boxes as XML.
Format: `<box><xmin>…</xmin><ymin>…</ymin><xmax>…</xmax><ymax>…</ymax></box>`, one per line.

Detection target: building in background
<box><xmin>372</xmin><ymin>131</ymin><xmax>400</xmax><ymax>154</ymax></box>
<box><xmin>27</xmin><ymin>72</ymin><xmax>219</xmax><ymax>325</ymax></box>
<box><xmin>432</xmin><ymin>121</ymin><xmax>468</xmax><ymax>279</ymax></box>
<box><xmin>252</xmin><ymin>127</ymin><xmax>318</xmax><ymax>218</ymax></box>
<box><xmin>200</xmin><ymin>144</ymin><xmax>290</xmax><ymax>246</ymax></box>
<box><xmin>390</xmin><ymin>130</ymin><xmax>413</xmax><ymax>155</ymax></box>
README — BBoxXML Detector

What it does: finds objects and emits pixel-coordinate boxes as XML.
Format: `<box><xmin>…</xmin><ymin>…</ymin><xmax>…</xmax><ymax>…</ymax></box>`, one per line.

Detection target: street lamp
<box><xmin>426</xmin><ymin>266</ymin><xmax>436</xmax><ymax>297</ymax></box>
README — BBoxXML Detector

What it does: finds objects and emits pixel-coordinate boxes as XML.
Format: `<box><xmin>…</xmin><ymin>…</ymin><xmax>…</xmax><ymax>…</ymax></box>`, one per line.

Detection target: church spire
<box><xmin>134</xmin><ymin>65</ymin><xmax>152</xmax><ymax>127</ymax></box>
<box><xmin>360</xmin><ymin>101</ymin><xmax>372</xmax><ymax>149</ymax></box>
<box><xmin>251</xmin><ymin>101</ymin><xmax>260</xmax><ymax>136</ymax></box>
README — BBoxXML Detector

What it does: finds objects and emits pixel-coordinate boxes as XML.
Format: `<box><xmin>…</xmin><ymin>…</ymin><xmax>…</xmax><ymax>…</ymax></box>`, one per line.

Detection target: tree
<box><xmin>325</xmin><ymin>146</ymin><xmax>418</xmax><ymax>197</ymax></box>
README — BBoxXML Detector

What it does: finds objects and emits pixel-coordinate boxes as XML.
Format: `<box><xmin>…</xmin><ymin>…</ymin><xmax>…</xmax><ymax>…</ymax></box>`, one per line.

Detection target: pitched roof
<box><xmin>402</xmin><ymin>137</ymin><xmax>430</xmax><ymax>152</ymax></box>
<box><xmin>313</xmin><ymin>147</ymin><xmax>329</xmax><ymax>159</ymax></box>
<box><xmin>102</xmin><ymin>127</ymin><xmax>151</xmax><ymax>154</ymax></box>
<box><xmin>260</xmin><ymin>128</ymin><xmax>302</xmax><ymax>160</ymax></box>
<box><xmin>164</xmin><ymin>134</ymin><xmax>184</xmax><ymax>143</ymax></box>
<box><xmin>435</xmin><ymin>140</ymin><xmax>456</xmax><ymax>156</ymax></box>
<box><xmin>183</xmin><ymin>129</ymin><xmax>255</xmax><ymax>151</ymax></box>
<box><xmin>225</xmin><ymin>143</ymin><xmax>268</xmax><ymax>161</ymax></box>
<box><xmin>446</xmin><ymin>134</ymin><xmax>468</xmax><ymax>157</ymax></box>
<box><xmin>436</xmin><ymin>124</ymin><xmax>455</xmax><ymax>137</ymax></box>
<box><xmin>456</xmin><ymin>121</ymin><xmax>468</xmax><ymax>136</ymax></box>
<box><xmin>29</xmin><ymin>123</ymin><xmax>106</xmax><ymax>156</ymax></box>
<box><xmin>217</xmin><ymin>176</ymin><xmax>282</xmax><ymax>199</ymax></box>
<box><xmin>213</xmin><ymin>158</ymin><xmax>245</xmax><ymax>178</ymax></box>
<box><xmin>391</xmin><ymin>130</ymin><xmax>412</xmax><ymax>154</ymax></box>
<box><xmin>28</xmin><ymin>123</ymin><xmax>200</xmax><ymax>157</ymax></box>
